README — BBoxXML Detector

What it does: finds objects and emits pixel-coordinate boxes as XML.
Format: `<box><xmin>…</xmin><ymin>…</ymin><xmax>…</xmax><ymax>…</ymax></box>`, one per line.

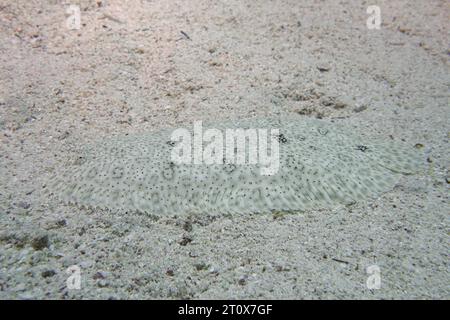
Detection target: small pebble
<box><xmin>41</xmin><ymin>269</ymin><xmax>57</xmax><ymax>278</ymax></box>
<box><xmin>238</xmin><ymin>275</ymin><xmax>247</xmax><ymax>286</ymax></box>
<box><xmin>97</xmin><ymin>280</ymin><xmax>109</xmax><ymax>288</ymax></box>
<box><xmin>183</xmin><ymin>220</ymin><xmax>193</xmax><ymax>232</ymax></box>
<box><xmin>194</xmin><ymin>262</ymin><xmax>208</xmax><ymax>271</ymax></box>
<box><xmin>31</xmin><ymin>234</ymin><xmax>50</xmax><ymax>250</ymax></box>
<box><xmin>166</xmin><ymin>269</ymin><xmax>175</xmax><ymax>276</ymax></box>
<box><xmin>208</xmin><ymin>266</ymin><xmax>219</xmax><ymax>275</ymax></box>
<box><xmin>334</xmin><ymin>96</ymin><xmax>353</xmax><ymax>109</ymax></box>
<box><xmin>353</xmin><ymin>105</ymin><xmax>368</xmax><ymax>113</ymax></box>
<box><xmin>317</xmin><ymin>64</ymin><xmax>331</xmax><ymax>72</ymax></box>
<box><xmin>93</xmin><ymin>271</ymin><xmax>108</xmax><ymax>280</ymax></box>
<box><xmin>179</xmin><ymin>235</ymin><xmax>192</xmax><ymax>246</ymax></box>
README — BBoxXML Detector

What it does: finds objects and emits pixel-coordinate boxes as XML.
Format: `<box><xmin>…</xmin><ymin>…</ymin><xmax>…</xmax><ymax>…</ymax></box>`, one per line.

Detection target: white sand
<box><xmin>0</xmin><ymin>0</ymin><xmax>448</xmax><ymax>299</ymax></box>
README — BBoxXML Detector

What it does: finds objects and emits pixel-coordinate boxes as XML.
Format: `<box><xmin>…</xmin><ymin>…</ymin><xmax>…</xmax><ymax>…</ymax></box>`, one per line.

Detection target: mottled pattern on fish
<box><xmin>47</xmin><ymin>116</ymin><xmax>423</xmax><ymax>216</ymax></box>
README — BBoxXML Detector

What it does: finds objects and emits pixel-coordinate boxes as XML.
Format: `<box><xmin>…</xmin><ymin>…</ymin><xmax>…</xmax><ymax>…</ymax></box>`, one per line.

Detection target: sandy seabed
<box><xmin>0</xmin><ymin>0</ymin><xmax>448</xmax><ymax>299</ymax></box>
